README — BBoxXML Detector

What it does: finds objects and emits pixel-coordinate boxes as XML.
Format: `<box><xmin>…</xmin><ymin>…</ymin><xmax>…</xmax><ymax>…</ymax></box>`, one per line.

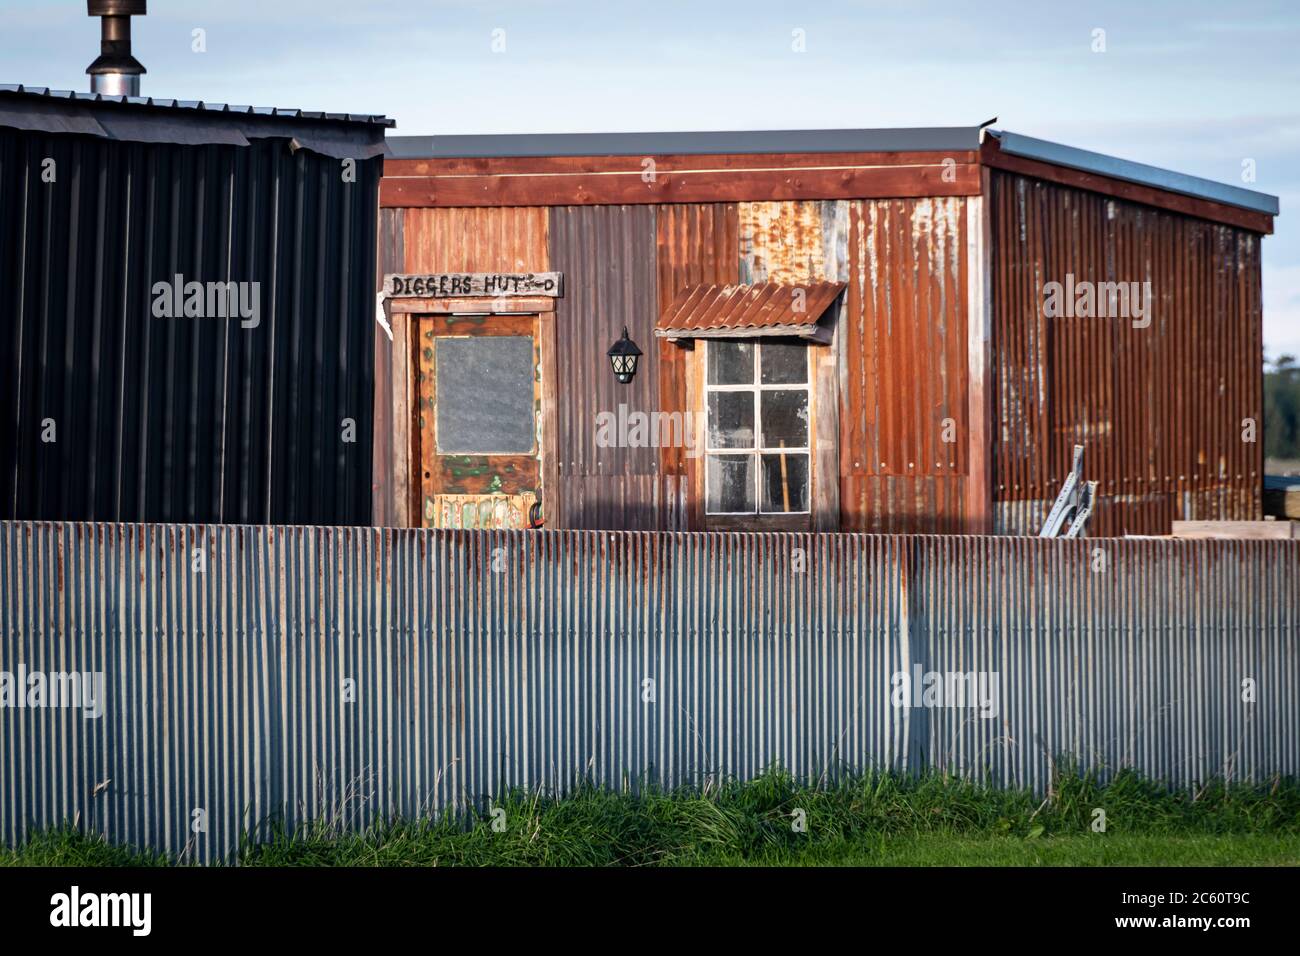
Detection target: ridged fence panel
<box><xmin>1</xmin><ymin>522</ymin><xmax>1296</xmax><ymax>860</ymax></box>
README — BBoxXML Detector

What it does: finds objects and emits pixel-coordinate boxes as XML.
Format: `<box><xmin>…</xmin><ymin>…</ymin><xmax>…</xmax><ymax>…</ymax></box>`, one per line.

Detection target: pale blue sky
<box><xmin>4</xmin><ymin>0</ymin><xmax>1298</xmax><ymax>355</ymax></box>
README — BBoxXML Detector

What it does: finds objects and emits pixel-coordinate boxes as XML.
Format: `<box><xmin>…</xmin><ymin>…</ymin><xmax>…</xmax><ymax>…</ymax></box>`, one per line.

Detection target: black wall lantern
<box><xmin>607</xmin><ymin>327</ymin><xmax>642</xmax><ymax>384</ymax></box>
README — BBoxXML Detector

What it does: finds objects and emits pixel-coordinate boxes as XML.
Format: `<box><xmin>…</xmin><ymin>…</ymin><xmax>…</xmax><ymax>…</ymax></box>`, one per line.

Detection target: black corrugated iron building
<box><xmin>0</xmin><ymin>84</ymin><xmax>391</xmax><ymax>524</ymax></box>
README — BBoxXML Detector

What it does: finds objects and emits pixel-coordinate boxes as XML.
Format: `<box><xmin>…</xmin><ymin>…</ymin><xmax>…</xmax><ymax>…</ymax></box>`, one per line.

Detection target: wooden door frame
<box><xmin>388</xmin><ymin>296</ymin><xmax>558</xmax><ymax>528</ymax></box>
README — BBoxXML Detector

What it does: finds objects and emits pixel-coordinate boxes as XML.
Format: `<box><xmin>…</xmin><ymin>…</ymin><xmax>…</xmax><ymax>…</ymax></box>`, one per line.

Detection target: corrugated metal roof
<box><xmin>656</xmin><ymin>282</ymin><xmax>845</xmax><ymax>339</ymax></box>
<box><xmin>0</xmin><ymin>83</ymin><xmax>394</xmax><ymax>126</ymax></box>
<box><xmin>387</xmin><ymin>127</ymin><xmax>983</xmax><ymax>158</ymax></box>
<box><xmin>991</xmin><ymin>130</ymin><xmax>1279</xmax><ymax>216</ymax></box>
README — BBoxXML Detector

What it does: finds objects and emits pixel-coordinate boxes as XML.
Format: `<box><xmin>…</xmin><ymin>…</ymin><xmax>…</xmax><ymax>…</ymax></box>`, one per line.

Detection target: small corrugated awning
<box><xmin>656</xmin><ymin>282</ymin><xmax>845</xmax><ymax>342</ymax></box>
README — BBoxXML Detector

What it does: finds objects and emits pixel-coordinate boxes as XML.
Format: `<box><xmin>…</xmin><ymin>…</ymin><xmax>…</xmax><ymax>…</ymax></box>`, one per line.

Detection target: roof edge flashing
<box><xmin>386</xmin><ymin>126</ymin><xmax>984</xmax><ymax>159</ymax></box>
<box><xmin>0</xmin><ymin>84</ymin><xmax>392</xmax><ymax>159</ymax></box>
<box><xmin>991</xmin><ymin>129</ymin><xmax>1279</xmax><ymax>218</ymax></box>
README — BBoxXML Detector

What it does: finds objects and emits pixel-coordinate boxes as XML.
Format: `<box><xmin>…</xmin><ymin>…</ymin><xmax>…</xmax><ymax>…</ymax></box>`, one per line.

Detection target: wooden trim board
<box><xmin>1171</xmin><ymin>520</ymin><xmax>1299</xmax><ymax>540</ymax></box>
<box><xmin>382</xmin><ymin>163</ymin><xmax>982</xmax><ymax>208</ymax></box>
<box><xmin>964</xmin><ymin>184</ymin><xmax>992</xmax><ymax>533</ymax></box>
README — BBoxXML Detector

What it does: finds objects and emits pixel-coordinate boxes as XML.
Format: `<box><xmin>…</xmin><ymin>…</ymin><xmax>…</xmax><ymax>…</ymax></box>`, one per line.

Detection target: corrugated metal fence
<box><xmin>2</xmin><ymin>522</ymin><xmax>1296</xmax><ymax>861</ymax></box>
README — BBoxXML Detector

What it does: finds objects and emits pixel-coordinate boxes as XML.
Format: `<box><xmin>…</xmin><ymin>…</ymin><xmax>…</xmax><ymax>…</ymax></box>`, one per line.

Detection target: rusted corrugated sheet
<box><xmin>402</xmin><ymin>206</ymin><xmax>548</xmax><ymax>273</ymax></box>
<box><xmin>989</xmin><ymin>170</ymin><xmax>1263</xmax><ymax>535</ymax></box>
<box><xmin>655</xmin><ymin>204</ymin><xmax>739</xmax><ymax>484</ymax></box>
<box><xmin>4</xmin><ymin>521</ymin><xmax>1297</xmax><ymax>861</ymax></box>
<box><xmin>548</xmin><ymin>205</ymin><xmax>670</xmax><ymax>529</ymax></box>
<box><xmin>656</xmin><ymin>204</ymin><xmax>741</xmax><ymax>302</ymax></box>
<box><xmin>656</xmin><ymin>281</ymin><xmax>844</xmax><ymax>337</ymax></box>
<box><xmin>842</xmin><ymin>198</ymin><xmax>969</xmax><ymax>532</ymax></box>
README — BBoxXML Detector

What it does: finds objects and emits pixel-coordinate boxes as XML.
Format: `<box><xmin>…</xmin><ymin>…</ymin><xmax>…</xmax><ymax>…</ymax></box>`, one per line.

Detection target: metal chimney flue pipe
<box><xmin>86</xmin><ymin>1</ymin><xmax>147</xmax><ymax>96</ymax></box>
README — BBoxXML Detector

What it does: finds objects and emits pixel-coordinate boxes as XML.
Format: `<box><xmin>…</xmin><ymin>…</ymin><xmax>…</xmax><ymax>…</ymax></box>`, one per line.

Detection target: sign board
<box><xmin>386</xmin><ymin>272</ymin><xmax>563</xmax><ymax>298</ymax></box>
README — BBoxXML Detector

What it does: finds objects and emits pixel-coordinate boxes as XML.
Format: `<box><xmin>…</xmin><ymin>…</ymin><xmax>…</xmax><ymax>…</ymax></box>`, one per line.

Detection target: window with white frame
<box><xmin>704</xmin><ymin>339</ymin><xmax>811</xmax><ymax>515</ymax></box>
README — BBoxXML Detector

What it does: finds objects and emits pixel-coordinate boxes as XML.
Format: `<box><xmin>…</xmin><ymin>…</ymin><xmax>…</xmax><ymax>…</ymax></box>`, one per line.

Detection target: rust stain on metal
<box><xmin>739</xmin><ymin>200</ymin><xmax>847</xmax><ymax>283</ymax></box>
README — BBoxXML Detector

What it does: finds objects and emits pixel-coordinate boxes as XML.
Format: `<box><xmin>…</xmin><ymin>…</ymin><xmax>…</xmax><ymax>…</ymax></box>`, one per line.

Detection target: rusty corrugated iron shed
<box><xmin>377</xmin><ymin>125</ymin><xmax>1277</xmax><ymax>535</ymax></box>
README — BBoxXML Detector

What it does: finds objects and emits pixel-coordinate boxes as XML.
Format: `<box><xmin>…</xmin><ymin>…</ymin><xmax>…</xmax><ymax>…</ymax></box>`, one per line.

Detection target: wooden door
<box><xmin>415</xmin><ymin>312</ymin><xmax>543</xmax><ymax>529</ymax></box>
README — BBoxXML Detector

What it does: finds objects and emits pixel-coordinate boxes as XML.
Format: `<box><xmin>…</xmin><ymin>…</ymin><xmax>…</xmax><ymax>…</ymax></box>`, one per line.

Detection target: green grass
<box><xmin>697</xmin><ymin>834</ymin><xmax>1300</xmax><ymax>866</ymax></box>
<box><xmin>5</xmin><ymin>767</ymin><xmax>1300</xmax><ymax>867</ymax></box>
